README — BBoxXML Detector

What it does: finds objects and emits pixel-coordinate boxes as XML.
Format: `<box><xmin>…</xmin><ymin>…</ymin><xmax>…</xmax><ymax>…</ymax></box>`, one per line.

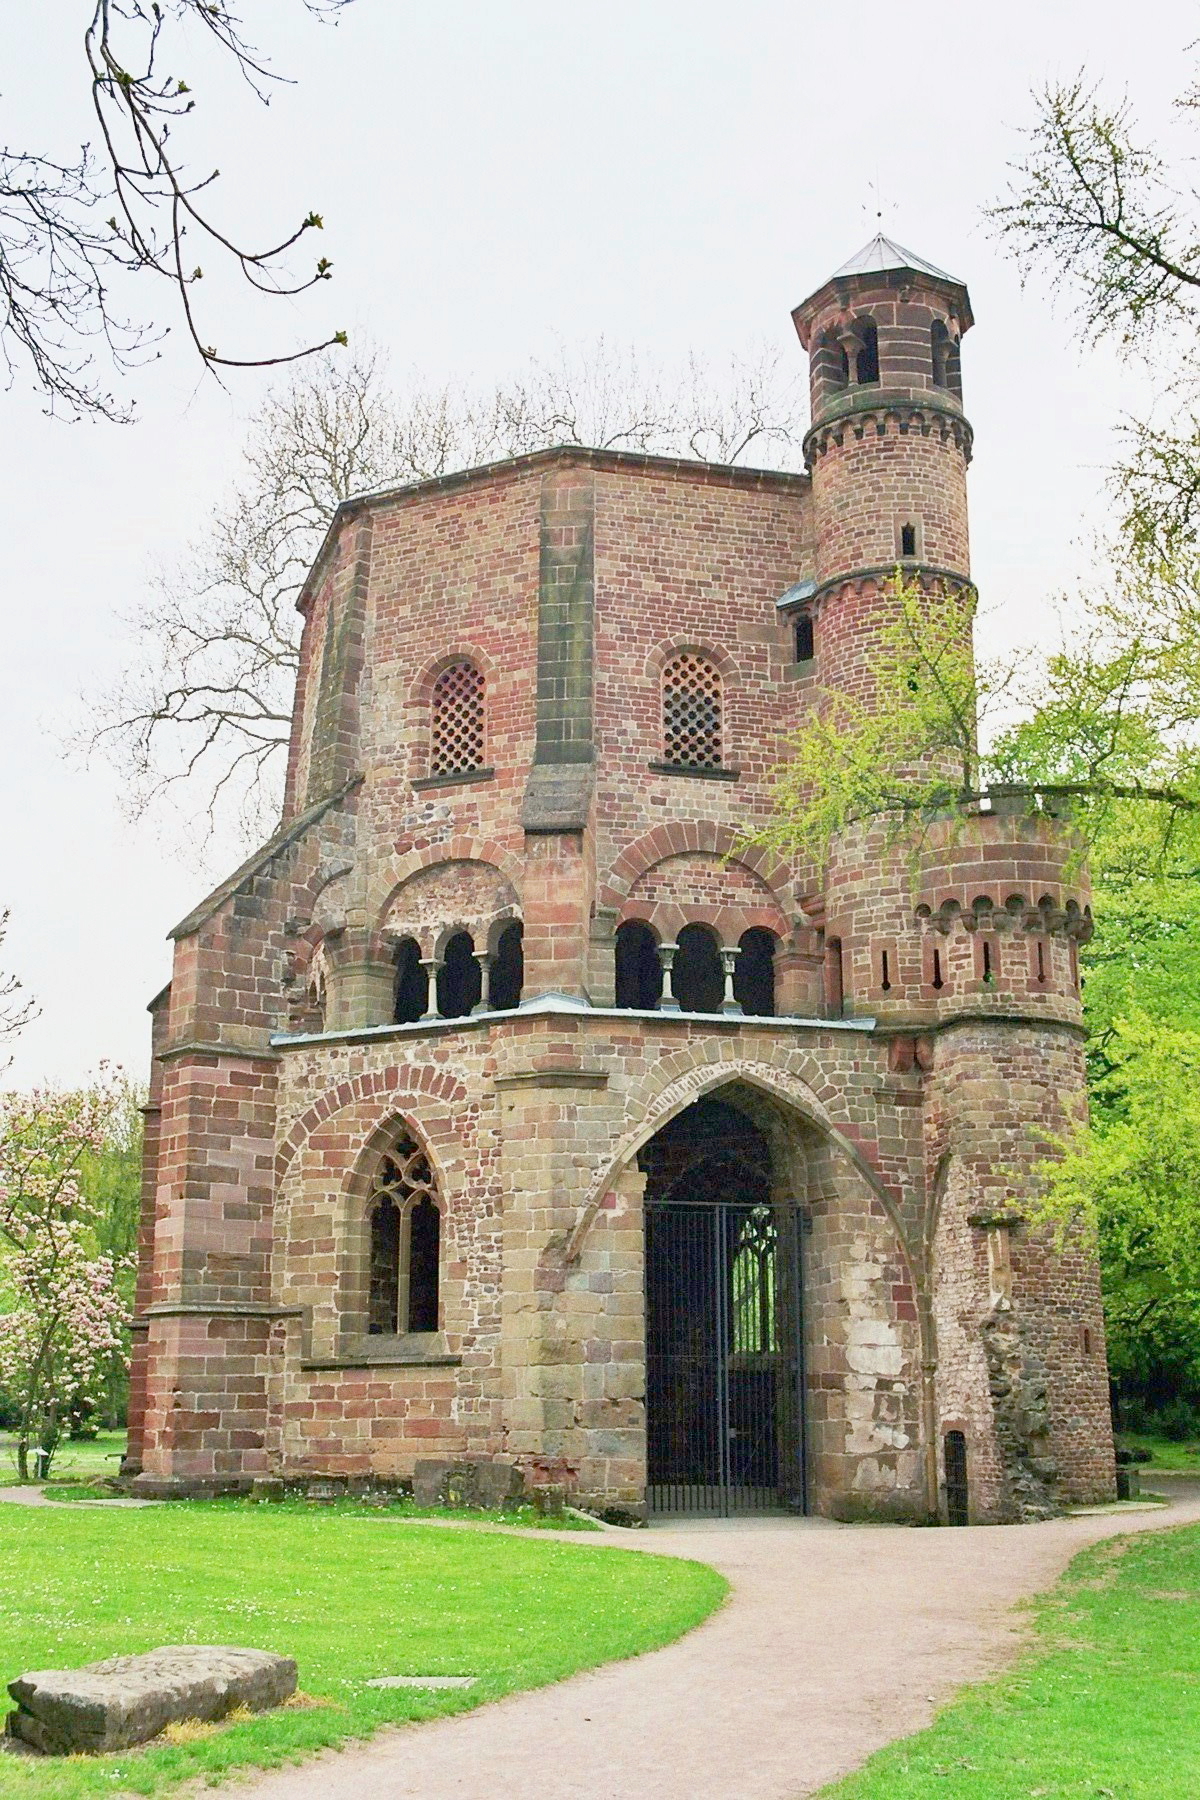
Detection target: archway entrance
<box><xmin>642</xmin><ymin>1095</ymin><xmax>806</xmax><ymax>1516</ymax></box>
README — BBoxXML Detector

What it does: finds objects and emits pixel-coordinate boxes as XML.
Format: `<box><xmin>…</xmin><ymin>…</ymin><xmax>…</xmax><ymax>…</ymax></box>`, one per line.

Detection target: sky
<box><xmin>0</xmin><ymin>0</ymin><xmax>1193</xmax><ymax>1088</ymax></box>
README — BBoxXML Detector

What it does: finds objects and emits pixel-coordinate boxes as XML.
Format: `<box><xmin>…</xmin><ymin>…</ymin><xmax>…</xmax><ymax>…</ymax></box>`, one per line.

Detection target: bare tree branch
<box><xmin>1</xmin><ymin>1</ymin><xmax>353</xmax><ymax>421</ymax></box>
<box><xmin>77</xmin><ymin>339</ymin><xmax>804</xmax><ymax>839</ymax></box>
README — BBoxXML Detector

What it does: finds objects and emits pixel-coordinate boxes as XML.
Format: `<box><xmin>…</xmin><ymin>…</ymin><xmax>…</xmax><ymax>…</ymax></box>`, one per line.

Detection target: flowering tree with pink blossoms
<box><xmin>0</xmin><ymin>1075</ymin><xmax>131</xmax><ymax>1480</ymax></box>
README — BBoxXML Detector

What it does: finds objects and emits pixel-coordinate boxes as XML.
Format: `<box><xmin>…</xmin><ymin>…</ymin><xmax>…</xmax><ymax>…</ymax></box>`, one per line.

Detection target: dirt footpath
<box><xmin>233</xmin><ymin>1484</ymin><xmax>1200</xmax><ymax>1800</ymax></box>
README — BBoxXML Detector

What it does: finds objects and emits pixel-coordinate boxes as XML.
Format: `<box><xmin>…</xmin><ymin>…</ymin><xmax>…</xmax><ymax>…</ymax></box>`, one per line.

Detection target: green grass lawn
<box><xmin>0</xmin><ymin>1432</ymin><xmax>127</xmax><ymax>1486</ymax></box>
<box><xmin>0</xmin><ymin>1503</ymin><xmax>725</xmax><ymax>1797</ymax></box>
<box><xmin>1116</xmin><ymin>1430</ymin><xmax>1200</xmax><ymax>1473</ymax></box>
<box><xmin>817</xmin><ymin>1522</ymin><xmax>1200</xmax><ymax>1799</ymax></box>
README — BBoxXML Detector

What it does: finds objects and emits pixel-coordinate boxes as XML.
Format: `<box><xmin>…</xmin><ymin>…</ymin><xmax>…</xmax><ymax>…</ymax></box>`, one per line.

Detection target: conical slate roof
<box><xmin>829</xmin><ymin>232</ymin><xmax>962</xmax><ymax>286</ymax></box>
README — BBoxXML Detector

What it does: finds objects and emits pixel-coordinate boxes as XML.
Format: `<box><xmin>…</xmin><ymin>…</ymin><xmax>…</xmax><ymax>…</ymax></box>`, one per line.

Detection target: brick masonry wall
<box><xmin>132</xmin><ymin>417</ymin><xmax>1117</xmax><ymax>1517</ymax></box>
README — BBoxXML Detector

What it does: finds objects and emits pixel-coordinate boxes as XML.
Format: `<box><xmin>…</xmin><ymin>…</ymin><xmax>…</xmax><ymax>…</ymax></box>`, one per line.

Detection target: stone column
<box><xmin>720</xmin><ymin>947</ymin><xmax>742</xmax><ymax>1015</ymax></box>
<box><xmin>471</xmin><ymin>952</ymin><xmax>491</xmax><ymax>1015</ymax></box>
<box><xmin>658</xmin><ymin>943</ymin><xmax>680</xmax><ymax>1011</ymax></box>
<box><xmin>420</xmin><ymin>959</ymin><xmax>442</xmax><ymax>1021</ymax></box>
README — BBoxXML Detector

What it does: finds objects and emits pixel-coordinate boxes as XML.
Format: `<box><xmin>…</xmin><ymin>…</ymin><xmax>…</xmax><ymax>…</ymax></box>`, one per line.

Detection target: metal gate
<box><xmin>645</xmin><ymin>1199</ymin><xmax>805</xmax><ymax>1516</ymax></box>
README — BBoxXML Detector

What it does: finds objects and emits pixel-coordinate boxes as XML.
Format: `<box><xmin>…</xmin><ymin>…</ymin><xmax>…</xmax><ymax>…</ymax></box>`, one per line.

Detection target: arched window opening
<box><xmin>794</xmin><ymin>612</ymin><xmax>815</xmax><ymax>663</ymax></box>
<box><xmin>431</xmin><ymin>659</ymin><xmax>485</xmax><ymax>777</ymax></box>
<box><xmin>615</xmin><ymin>919</ymin><xmax>662</xmax><ymax>1009</ymax></box>
<box><xmin>673</xmin><ymin>923</ymin><xmax>724</xmax><ymax>1014</ymax></box>
<box><xmin>944</xmin><ymin>1429</ymin><xmax>969</xmax><ymax>1526</ymax></box>
<box><xmin>825</xmin><ymin>936</ymin><xmax>844</xmax><ymax>1017</ymax></box>
<box><xmin>489</xmin><ymin>921</ymin><xmax>524</xmax><ymax>1011</ymax></box>
<box><xmin>814</xmin><ymin>332</ymin><xmax>849</xmax><ymax>401</ymax></box>
<box><xmin>854</xmin><ymin>321</ymin><xmax>879</xmax><ymax>385</ymax></box>
<box><xmin>899</xmin><ymin>521</ymin><xmax>917</xmax><ymax>558</ymax></box>
<box><xmin>662</xmin><ymin>652</ymin><xmax>723</xmax><ymax>769</ymax></box>
<box><xmin>437</xmin><ymin>930</ymin><xmax>481</xmax><ymax>1019</ymax></box>
<box><xmin>367</xmin><ymin>1139</ymin><xmax>441</xmax><ymax>1337</ymax></box>
<box><xmin>368</xmin><ymin>1192</ymin><xmax>401</xmax><ymax>1335</ymax></box>
<box><xmin>931</xmin><ymin>319</ymin><xmax>951</xmax><ymax>389</ymax></box>
<box><xmin>734</xmin><ymin>928</ymin><xmax>776</xmax><ymax>1017</ymax></box>
<box><xmin>407</xmin><ymin>1194</ymin><xmax>441</xmax><ymax>1332</ymax></box>
<box><xmin>393</xmin><ymin>936</ymin><xmax>427</xmax><ymax>1024</ymax></box>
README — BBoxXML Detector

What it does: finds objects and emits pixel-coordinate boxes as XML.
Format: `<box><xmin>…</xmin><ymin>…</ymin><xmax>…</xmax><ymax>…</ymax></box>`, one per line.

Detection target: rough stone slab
<box><xmin>365</xmin><ymin>1675</ymin><xmax>476</xmax><ymax>1689</ymax></box>
<box><xmin>6</xmin><ymin>1645</ymin><xmax>297</xmax><ymax>1755</ymax></box>
<box><xmin>412</xmin><ymin>1458</ymin><xmax>524</xmax><ymax>1510</ymax></box>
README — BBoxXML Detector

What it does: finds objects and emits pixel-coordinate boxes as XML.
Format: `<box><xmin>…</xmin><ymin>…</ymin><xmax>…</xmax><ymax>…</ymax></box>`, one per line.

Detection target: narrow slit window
<box><xmin>931</xmin><ymin>947</ymin><xmax>944</xmax><ymax>991</ymax></box>
<box><xmin>900</xmin><ymin>522</ymin><xmax>917</xmax><ymax>558</ymax></box>
<box><xmin>825</xmin><ymin>936</ymin><xmax>844</xmax><ymax>1017</ymax></box>
<box><xmin>430</xmin><ymin>659</ymin><xmax>485</xmax><ymax>776</ymax></box>
<box><xmin>981</xmin><ymin>940</ymin><xmax>993</xmax><ymax>983</ymax></box>
<box><xmin>662</xmin><ymin>652</ymin><xmax>723</xmax><ymax>768</ymax></box>
<box><xmin>1035</xmin><ymin>940</ymin><xmax>1047</xmax><ymax>986</ymax></box>
<box><xmin>794</xmin><ymin>613</ymin><xmax>815</xmax><ymax>663</ymax></box>
<box><xmin>880</xmin><ymin>948</ymin><xmax>891</xmax><ymax>992</ymax></box>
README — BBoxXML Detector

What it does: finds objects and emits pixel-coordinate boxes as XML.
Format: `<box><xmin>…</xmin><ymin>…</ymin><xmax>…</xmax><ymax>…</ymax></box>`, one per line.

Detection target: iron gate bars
<box><xmin>645</xmin><ymin>1199</ymin><xmax>805</xmax><ymax>1516</ymax></box>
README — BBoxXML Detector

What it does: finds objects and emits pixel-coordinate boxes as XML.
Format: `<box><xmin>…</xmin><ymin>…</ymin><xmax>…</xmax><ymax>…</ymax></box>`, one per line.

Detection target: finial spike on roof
<box><xmin>830</xmin><ymin>233</ymin><xmax>962</xmax><ymax>285</ymax></box>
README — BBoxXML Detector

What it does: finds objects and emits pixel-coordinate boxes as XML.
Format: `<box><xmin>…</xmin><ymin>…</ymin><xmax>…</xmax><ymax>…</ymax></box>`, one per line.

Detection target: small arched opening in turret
<box><xmin>393</xmin><ymin>936</ymin><xmax>428</xmax><ymax>1024</ymax></box>
<box><xmin>899</xmin><ymin>522</ymin><xmax>917</xmax><ymax>559</ymax></box>
<box><xmin>673</xmin><ymin>923</ymin><xmax>724</xmax><ymax>1014</ymax></box>
<box><xmin>930</xmin><ymin>319</ymin><xmax>962</xmax><ymax>400</ymax></box>
<box><xmin>615</xmin><ymin>919</ymin><xmax>663</xmax><ymax>1010</ymax></box>
<box><xmin>854</xmin><ymin>320</ymin><xmax>879</xmax><ymax>386</ymax></box>
<box><xmin>734</xmin><ymin>928</ymin><xmax>777</xmax><ymax>1017</ymax></box>
<box><xmin>437</xmin><ymin>930</ymin><xmax>481</xmax><ymax>1019</ymax></box>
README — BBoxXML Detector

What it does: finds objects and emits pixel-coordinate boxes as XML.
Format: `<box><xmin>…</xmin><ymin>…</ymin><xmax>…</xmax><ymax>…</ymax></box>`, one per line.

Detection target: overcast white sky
<box><xmin>1</xmin><ymin>0</ymin><xmax>1192</xmax><ymax>1089</ymax></box>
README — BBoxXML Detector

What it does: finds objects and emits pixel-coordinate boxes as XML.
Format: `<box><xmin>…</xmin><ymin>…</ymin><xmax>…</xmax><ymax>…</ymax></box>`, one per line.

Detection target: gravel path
<box><xmin>229</xmin><ymin>1481</ymin><xmax>1200</xmax><ymax>1800</ymax></box>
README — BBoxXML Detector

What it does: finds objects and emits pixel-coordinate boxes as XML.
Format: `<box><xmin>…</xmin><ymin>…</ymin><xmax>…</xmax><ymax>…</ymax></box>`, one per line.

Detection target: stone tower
<box><xmin>124</xmin><ymin>235</ymin><xmax>1116</xmax><ymax>1523</ymax></box>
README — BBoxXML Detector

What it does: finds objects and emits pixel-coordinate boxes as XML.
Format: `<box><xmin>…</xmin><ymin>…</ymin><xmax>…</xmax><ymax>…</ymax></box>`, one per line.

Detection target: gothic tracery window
<box><xmin>662</xmin><ymin>653</ymin><xmax>723</xmax><ymax>769</ymax></box>
<box><xmin>367</xmin><ymin>1138</ymin><xmax>442</xmax><ymax>1335</ymax></box>
<box><xmin>430</xmin><ymin>659</ymin><xmax>485</xmax><ymax>776</ymax></box>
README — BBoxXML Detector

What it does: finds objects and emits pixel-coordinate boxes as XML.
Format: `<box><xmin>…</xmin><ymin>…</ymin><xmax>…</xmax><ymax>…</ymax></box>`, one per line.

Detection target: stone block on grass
<box><xmin>412</xmin><ymin>1457</ymin><xmax>524</xmax><ymax>1509</ymax></box>
<box><xmin>6</xmin><ymin>1646</ymin><xmax>297</xmax><ymax>1755</ymax></box>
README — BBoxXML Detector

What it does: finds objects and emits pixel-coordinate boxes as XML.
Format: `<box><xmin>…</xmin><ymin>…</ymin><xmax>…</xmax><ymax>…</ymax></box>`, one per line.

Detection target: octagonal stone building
<box><xmin>126</xmin><ymin>237</ymin><xmax>1117</xmax><ymax>1522</ymax></box>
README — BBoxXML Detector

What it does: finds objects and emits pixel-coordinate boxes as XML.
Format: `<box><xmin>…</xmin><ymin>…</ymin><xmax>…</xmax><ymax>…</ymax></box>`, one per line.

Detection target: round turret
<box><xmin>791</xmin><ymin>235</ymin><xmax>975</xmax><ymax>705</ymax></box>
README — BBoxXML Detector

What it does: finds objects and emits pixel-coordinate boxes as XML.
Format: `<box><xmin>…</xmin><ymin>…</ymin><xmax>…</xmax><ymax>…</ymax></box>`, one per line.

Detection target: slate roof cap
<box><xmin>829</xmin><ymin>232</ymin><xmax>963</xmax><ymax>286</ymax></box>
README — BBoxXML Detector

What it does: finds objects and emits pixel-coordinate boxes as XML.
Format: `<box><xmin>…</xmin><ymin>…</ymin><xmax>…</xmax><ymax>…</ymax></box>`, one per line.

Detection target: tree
<box><xmin>1036</xmin><ymin>1015</ymin><xmax>1200</xmax><ymax>1416</ymax></box>
<box><xmin>3</xmin><ymin>1</ymin><xmax>353</xmax><ymax>423</ymax></box>
<box><xmin>0</xmin><ymin>909</ymin><xmax>36</xmax><ymax>1063</ymax></box>
<box><xmin>83</xmin><ymin>339</ymin><xmax>804</xmax><ymax>837</ymax></box>
<box><xmin>757</xmin><ymin>569</ymin><xmax>1200</xmax><ymax>878</ymax></box>
<box><xmin>987</xmin><ymin>67</ymin><xmax>1200</xmax><ymax>561</ymax></box>
<box><xmin>0</xmin><ymin>1077</ymin><xmax>130</xmax><ymax>1479</ymax></box>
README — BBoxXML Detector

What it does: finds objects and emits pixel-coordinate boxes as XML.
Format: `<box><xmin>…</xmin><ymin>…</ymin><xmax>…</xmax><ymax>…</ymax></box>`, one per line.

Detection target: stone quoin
<box><xmin>125</xmin><ymin>236</ymin><xmax>1116</xmax><ymax>1523</ymax></box>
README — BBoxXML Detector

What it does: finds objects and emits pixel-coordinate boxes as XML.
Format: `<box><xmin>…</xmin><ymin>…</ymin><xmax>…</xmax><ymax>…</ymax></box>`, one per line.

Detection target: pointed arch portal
<box><xmin>642</xmin><ymin>1095</ymin><xmax>806</xmax><ymax>1517</ymax></box>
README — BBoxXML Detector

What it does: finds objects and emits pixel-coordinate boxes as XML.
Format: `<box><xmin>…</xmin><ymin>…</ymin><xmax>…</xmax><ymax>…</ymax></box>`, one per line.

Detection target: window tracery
<box><xmin>662</xmin><ymin>653</ymin><xmax>723</xmax><ymax>768</ymax></box>
<box><xmin>430</xmin><ymin>659</ymin><xmax>485</xmax><ymax>776</ymax></box>
<box><xmin>367</xmin><ymin>1137</ymin><xmax>441</xmax><ymax>1336</ymax></box>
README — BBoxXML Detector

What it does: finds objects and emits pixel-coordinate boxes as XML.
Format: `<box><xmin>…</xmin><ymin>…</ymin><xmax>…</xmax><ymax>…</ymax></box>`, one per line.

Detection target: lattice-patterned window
<box><xmin>430</xmin><ymin>659</ymin><xmax>485</xmax><ymax>776</ymax></box>
<box><xmin>662</xmin><ymin>652</ymin><xmax>723</xmax><ymax>768</ymax></box>
<box><xmin>368</xmin><ymin>1137</ymin><xmax>441</xmax><ymax>1334</ymax></box>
